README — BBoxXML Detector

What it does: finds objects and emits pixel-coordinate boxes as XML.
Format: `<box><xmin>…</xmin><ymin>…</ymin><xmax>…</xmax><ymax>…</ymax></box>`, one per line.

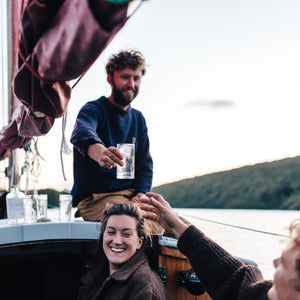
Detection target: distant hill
<box><xmin>3</xmin><ymin>156</ymin><xmax>298</xmax><ymax>210</ymax></box>
<box><xmin>152</xmin><ymin>156</ymin><xmax>300</xmax><ymax>209</ymax></box>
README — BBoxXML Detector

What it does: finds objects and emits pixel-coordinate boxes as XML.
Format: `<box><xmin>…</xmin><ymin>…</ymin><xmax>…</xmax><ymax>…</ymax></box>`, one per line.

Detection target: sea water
<box><xmin>48</xmin><ymin>207</ymin><xmax>298</xmax><ymax>279</ymax></box>
<box><xmin>175</xmin><ymin>208</ymin><xmax>299</xmax><ymax>279</ymax></box>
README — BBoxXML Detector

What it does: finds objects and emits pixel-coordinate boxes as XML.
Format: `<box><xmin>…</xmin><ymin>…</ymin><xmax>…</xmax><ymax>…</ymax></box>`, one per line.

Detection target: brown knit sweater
<box><xmin>78</xmin><ymin>248</ymin><xmax>168</xmax><ymax>300</ymax></box>
<box><xmin>177</xmin><ymin>226</ymin><xmax>273</xmax><ymax>300</ymax></box>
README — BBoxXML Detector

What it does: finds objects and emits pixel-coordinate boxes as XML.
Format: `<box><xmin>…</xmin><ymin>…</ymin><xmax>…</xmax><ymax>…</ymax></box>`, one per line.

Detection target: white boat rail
<box><xmin>0</xmin><ymin>220</ymin><xmax>101</xmax><ymax>246</ymax></box>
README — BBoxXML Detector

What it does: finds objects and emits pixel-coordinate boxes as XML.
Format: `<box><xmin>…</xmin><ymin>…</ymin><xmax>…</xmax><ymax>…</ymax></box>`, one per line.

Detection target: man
<box><xmin>140</xmin><ymin>193</ymin><xmax>300</xmax><ymax>300</ymax></box>
<box><xmin>71</xmin><ymin>50</ymin><xmax>162</xmax><ymax>233</ymax></box>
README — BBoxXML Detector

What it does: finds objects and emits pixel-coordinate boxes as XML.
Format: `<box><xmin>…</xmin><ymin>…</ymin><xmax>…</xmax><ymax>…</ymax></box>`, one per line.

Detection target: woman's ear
<box><xmin>137</xmin><ymin>236</ymin><xmax>144</xmax><ymax>250</ymax></box>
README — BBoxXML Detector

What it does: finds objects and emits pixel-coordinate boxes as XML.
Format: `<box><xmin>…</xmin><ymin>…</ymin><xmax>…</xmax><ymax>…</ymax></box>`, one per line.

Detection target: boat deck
<box><xmin>0</xmin><ymin>220</ymin><xmax>211</xmax><ymax>300</ymax></box>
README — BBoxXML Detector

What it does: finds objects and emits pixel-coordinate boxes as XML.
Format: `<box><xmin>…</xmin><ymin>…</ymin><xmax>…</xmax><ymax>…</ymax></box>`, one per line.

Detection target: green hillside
<box><xmin>152</xmin><ymin>156</ymin><xmax>300</xmax><ymax>209</ymax></box>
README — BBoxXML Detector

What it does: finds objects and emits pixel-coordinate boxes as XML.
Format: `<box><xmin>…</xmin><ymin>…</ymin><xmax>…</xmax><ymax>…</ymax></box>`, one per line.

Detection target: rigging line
<box><xmin>127</xmin><ymin>0</ymin><xmax>146</xmax><ymax>19</ymax></box>
<box><xmin>60</xmin><ymin>150</ymin><xmax>66</xmax><ymax>180</ymax></box>
<box><xmin>58</xmin><ymin>74</ymin><xmax>82</xmax><ymax>182</ymax></box>
<box><xmin>179</xmin><ymin>213</ymin><xmax>289</xmax><ymax>238</ymax></box>
<box><xmin>60</xmin><ymin>132</ymin><xmax>67</xmax><ymax>181</ymax></box>
<box><xmin>71</xmin><ymin>73</ymin><xmax>85</xmax><ymax>89</ymax></box>
<box><xmin>60</xmin><ymin>109</ymin><xmax>72</xmax><ymax>181</ymax></box>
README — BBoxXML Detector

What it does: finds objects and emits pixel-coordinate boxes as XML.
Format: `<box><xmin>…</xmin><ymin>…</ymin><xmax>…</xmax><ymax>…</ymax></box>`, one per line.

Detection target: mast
<box><xmin>7</xmin><ymin>0</ymin><xmax>22</xmax><ymax>190</ymax></box>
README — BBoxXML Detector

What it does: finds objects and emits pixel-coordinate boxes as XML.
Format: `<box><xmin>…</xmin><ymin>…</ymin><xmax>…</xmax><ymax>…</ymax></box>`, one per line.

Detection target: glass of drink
<box><xmin>23</xmin><ymin>195</ymin><xmax>37</xmax><ymax>223</ymax></box>
<box><xmin>35</xmin><ymin>194</ymin><xmax>48</xmax><ymax>220</ymax></box>
<box><xmin>116</xmin><ymin>143</ymin><xmax>135</xmax><ymax>179</ymax></box>
<box><xmin>59</xmin><ymin>194</ymin><xmax>72</xmax><ymax>222</ymax></box>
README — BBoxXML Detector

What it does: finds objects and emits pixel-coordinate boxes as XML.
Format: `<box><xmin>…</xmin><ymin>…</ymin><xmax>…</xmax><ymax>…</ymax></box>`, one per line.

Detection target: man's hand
<box><xmin>132</xmin><ymin>192</ymin><xmax>149</xmax><ymax>203</ymax></box>
<box><xmin>140</xmin><ymin>192</ymin><xmax>189</xmax><ymax>239</ymax></box>
<box><xmin>88</xmin><ymin>143</ymin><xmax>124</xmax><ymax>169</ymax></box>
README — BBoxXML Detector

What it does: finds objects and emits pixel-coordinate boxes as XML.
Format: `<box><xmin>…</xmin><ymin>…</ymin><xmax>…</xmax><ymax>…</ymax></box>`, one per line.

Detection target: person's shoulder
<box><xmin>131</xmin><ymin>262</ymin><xmax>167</xmax><ymax>298</ymax></box>
<box><xmin>79</xmin><ymin>96</ymin><xmax>108</xmax><ymax>112</ymax></box>
<box><xmin>130</xmin><ymin>107</ymin><xmax>147</xmax><ymax>122</ymax></box>
<box><xmin>86</xmin><ymin>96</ymin><xmax>108</xmax><ymax>107</ymax></box>
<box><xmin>134</xmin><ymin>261</ymin><xmax>165</xmax><ymax>287</ymax></box>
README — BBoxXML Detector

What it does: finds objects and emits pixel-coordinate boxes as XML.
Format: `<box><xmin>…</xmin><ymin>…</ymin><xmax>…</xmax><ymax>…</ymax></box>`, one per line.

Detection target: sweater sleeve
<box><xmin>71</xmin><ymin>102</ymin><xmax>104</xmax><ymax>157</ymax></box>
<box><xmin>177</xmin><ymin>226</ymin><xmax>271</xmax><ymax>300</ymax></box>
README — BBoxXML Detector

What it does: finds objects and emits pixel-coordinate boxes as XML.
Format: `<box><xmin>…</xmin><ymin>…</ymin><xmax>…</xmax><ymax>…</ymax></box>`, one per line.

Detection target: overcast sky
<box><xmin>2</xmin><ymin>0</ymin><xmax>300</xmax><ymax>191</ymax></box>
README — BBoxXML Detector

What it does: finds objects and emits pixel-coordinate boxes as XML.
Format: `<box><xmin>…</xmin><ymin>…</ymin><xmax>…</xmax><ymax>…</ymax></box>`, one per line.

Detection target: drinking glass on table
<box><xmin>59</xmin><ymin>194</ymin><xmax>72</xmax><ymax>222</ymax></box>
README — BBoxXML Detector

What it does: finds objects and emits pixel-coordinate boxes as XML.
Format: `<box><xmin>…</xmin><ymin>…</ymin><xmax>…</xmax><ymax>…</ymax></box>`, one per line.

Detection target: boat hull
<box><xmin>157</xmin><ymin>236</ymin><xmax>212</xmax><ymax>300</ymax></box>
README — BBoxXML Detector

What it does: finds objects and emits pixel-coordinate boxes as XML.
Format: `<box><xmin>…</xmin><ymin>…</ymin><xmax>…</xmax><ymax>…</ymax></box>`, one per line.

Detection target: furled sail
<box><xmin>0</xmin><ymin>0</ymin><xmax>135</xmax><ymax>160</ymax></box>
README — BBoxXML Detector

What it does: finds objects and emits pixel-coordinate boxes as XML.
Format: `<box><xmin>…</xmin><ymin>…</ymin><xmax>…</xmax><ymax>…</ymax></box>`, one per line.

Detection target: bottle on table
<box><xmin>6</xmin><ymin>185</ymin><xmax>25</xmax><ymax>224</ymax></box>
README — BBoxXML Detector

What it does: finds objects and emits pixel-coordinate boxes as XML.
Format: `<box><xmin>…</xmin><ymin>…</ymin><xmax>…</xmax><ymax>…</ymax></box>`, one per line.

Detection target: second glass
<box><xmin>59</xmin><ymin>194</ymin><xmax>72</xmax><ymax>222</ymax></box>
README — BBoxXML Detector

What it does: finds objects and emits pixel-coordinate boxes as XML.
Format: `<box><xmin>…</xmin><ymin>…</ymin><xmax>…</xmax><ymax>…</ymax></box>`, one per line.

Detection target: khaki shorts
<box><xmin>76</xmin><ymin>189</ymin><xmax>165</xmax><ymax>235</ymax></box>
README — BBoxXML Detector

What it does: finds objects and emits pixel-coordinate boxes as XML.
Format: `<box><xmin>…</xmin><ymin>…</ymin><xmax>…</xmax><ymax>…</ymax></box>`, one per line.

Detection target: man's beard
<box><xmin>112</xmin><ymin>84</ymin><xmax>138</xmax><ymax>108</ymax></box>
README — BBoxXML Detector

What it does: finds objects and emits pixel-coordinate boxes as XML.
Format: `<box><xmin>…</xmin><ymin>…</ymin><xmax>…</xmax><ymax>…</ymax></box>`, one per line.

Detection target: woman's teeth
<box><xmin>111</xmin><ymin>247</ymin><xmax>124</xmax><ymax>253</ymax></box>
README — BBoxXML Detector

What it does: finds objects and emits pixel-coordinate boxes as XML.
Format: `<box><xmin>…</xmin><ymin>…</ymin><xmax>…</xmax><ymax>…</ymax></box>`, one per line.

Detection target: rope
<box><xmin>60</xmin><ymin>110</ymin><xmax>72</xmax><ymax>181</ymax></box>
<box><xmin>180</xmin><ymin>213</ymin><xmax>289</xmax><ymax>238</ymax></box>
<box><xmin>127</xmin><ymin>0</ymin><xmax>146</xmax><ymax>19</ymax></box>
<box><xmin>22</xmin><ymin>139</ymin><xmax>42</xmax><ymax>193</ymax></box>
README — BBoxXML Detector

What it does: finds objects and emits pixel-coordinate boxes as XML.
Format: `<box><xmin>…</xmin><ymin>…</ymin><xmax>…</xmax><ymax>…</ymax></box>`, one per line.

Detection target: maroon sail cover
<box><xmin>0</xmin><ymin>0</ymin><xmax>130</xmax><ymax>160</ymax></box>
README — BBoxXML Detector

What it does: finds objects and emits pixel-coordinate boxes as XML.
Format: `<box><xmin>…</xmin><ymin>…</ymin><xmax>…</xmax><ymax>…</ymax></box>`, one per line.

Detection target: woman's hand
<box><xmin>140</xmin><ymin>192</ymin><xmax>189</xmax><ymax>239</ymax></box>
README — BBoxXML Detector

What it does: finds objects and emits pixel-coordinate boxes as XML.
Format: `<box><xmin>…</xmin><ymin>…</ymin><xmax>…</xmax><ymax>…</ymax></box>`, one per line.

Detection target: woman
<box><xmin>78</xmin><ymin>203</ymin><xmax>168</xmax><ymax>300</ymax></box>
<box><xmin>140</xmin><ymin>192</ymin><xmax>300</xmax><ymax>300</ymax></box>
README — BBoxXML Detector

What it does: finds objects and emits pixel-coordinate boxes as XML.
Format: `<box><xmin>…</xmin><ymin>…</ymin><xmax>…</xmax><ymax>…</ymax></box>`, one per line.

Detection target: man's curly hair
<box><xmin>105</xmin><ymin>50</ymin><xmax>146</xmax><ymax>77</ymax></box>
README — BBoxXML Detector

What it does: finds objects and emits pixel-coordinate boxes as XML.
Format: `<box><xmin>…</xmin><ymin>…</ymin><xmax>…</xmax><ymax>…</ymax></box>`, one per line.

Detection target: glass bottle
<box><xmin>6</xmin><ymin>186</ymin><xmax>25</xmax><ymax>224</ymax></box>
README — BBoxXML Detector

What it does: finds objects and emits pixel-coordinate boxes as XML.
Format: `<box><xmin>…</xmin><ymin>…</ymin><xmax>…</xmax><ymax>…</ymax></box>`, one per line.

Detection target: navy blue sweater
<box><xmin>70</xmin><ymin>97</ymin><xmax>153</xmax><ymax>206</ymax></box>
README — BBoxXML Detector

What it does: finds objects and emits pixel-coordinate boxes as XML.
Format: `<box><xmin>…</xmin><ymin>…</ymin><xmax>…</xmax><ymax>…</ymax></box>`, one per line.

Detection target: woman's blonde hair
<box><xmin>289</xmin><ymin>219</ymin><xmax>300</xmax><ymax>246</ymax></box>
<box><xmin>289</xmin><ymin>219</ymin><xmax>300</xmax><ymax>291</ymax></box>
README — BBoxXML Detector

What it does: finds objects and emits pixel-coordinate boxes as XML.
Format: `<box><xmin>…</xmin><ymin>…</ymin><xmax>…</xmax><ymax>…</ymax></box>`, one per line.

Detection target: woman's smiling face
<box><xmin>103</xmin><ymin>214</ymin><xmax>143</xmax><ymax>274</ymax></box>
